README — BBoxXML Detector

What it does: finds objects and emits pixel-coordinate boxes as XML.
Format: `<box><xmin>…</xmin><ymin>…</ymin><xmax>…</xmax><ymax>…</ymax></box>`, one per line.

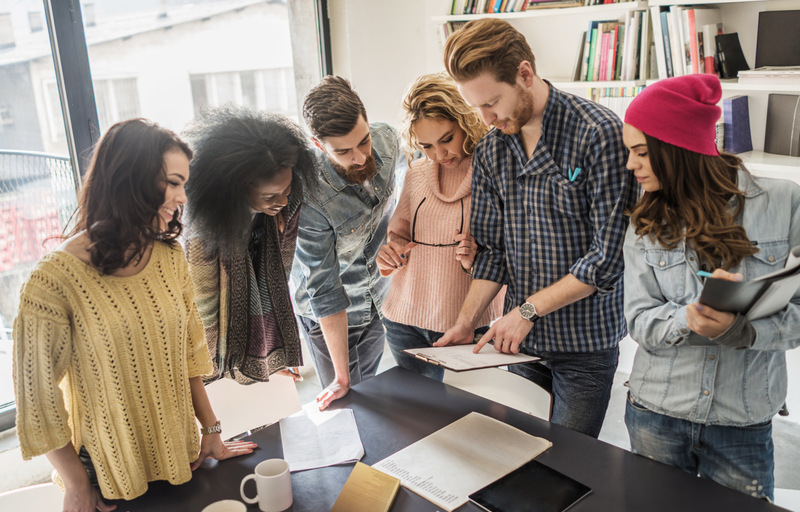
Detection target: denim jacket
<box><xmin>624</xmin><ymin>171</ymin><xmax>800</xmax><ymax>425</ymax></box>
<box><xmin>290</xmin><ymin>123</ymin><xmax>402</xmax><ymax>326</ymax></box>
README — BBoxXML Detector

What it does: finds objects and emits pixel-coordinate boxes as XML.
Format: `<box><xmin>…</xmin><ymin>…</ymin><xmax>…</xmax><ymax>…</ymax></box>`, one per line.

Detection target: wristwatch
<box><xmin>519</xmin><ymin>301</ymin><xmax>540</xmax><ymax>323</ymax></box>
<box><xmin>200</xmin><ymin>420</ymin><xmax>222</xmax><ymax>435</ymax></box>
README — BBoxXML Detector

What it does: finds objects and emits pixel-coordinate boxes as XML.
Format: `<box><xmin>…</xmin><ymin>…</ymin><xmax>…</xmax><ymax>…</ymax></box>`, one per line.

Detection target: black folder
<box><xmin>469</xmin><ymin>459</ymin><xmax>592</xmax><ymax>512</ymax></box>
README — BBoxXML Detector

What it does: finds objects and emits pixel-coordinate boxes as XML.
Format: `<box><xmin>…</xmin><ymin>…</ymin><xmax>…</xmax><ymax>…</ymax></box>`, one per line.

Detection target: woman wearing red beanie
<box><xmin>621</xmin><ymin>74</ymin><xmax>800</xmax><ymax>501</ymax></box>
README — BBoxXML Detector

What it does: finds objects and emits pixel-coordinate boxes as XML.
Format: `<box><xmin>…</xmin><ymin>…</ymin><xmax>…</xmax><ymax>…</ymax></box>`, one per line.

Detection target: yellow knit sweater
<box><xmin>13</xmin><ymin>241</ymin><xmax>213</xmax><ymax>500</ymax></box>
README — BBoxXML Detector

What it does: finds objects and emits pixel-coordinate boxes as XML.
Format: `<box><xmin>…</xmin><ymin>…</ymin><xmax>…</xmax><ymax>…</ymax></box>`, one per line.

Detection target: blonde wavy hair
<box><xmin>401</xmin><ymin>72</ymin><xmax>487</xmax><ymax>164</ymax></box>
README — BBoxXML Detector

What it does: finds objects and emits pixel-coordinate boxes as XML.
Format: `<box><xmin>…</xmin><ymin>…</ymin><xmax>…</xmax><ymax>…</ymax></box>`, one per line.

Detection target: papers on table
<box><xmin>279</xmin><ymin>403</ymin><xmax>364</xmax><ymax>472</ymax></box>
<box><xmin>402</xmin><ymin>344</ymin><xmax>540</xmax><ymax>372</ymax></box>
<box><xmin>372</xmin><ymin>411</ymin><xmax>552</xmax><ymax>511</ymax></box>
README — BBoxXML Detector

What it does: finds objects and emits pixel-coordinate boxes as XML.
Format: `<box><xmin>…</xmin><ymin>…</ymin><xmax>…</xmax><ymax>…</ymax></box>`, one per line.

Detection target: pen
<box><xmin>697</xmin><ymin>270</ymin><xmax>713</xmax><ymax>278</ymax></box>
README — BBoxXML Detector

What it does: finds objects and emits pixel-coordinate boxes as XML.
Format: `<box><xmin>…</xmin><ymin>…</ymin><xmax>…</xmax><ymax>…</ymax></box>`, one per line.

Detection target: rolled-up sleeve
<box><xmin>570</xmin><ymin>123</ymin><xmax>637</xmax><ymax>293</ymax></box>
<box><xmin>470</xmin><ymin>149</ymin><xmax>509</xmax><ymax>285</ymax></box>
<box><xmin>293</xmin><ymin>203</ymin><xmax>350</xmax><ymax>319</ymax></box>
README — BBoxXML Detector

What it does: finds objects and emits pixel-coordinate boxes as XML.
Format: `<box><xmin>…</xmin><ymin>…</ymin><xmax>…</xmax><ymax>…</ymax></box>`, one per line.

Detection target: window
<box><xmin>190</xmin><ymin>68</ymin><xmax>298</xmax><ymax>119</ymax></box>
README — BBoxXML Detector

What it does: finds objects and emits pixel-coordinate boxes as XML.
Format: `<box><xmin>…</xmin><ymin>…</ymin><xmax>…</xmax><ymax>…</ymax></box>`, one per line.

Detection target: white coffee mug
<box><xmin>240</xmin><ymin>458</ymin><xmax>293</xmax><ymax>512</ymax></box>
<box><xmin>201</xmin><ymin>499</ymin><xmax>247</xmax><ymax>512</ymax></box>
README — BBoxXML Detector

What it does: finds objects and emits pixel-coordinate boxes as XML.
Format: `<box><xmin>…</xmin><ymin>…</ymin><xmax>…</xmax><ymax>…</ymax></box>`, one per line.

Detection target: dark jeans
<box><xmin>298</xmin><ymin>307</ymin><xmax>385</xmax><ymax>388</ymax></box>
<box><xmin>625</xmin><ymin>394</ymin><xmax>775</xmax><ymax>500</ymax></box>
<box><xmin>509</xmin><ymin>346</ymin><xmax>618</xmax><ymax>438</ymax></box>
<box><xmin>383</xmin><ymin>318</ymin><xmax>490</xmax><ymax>382</ymax></box>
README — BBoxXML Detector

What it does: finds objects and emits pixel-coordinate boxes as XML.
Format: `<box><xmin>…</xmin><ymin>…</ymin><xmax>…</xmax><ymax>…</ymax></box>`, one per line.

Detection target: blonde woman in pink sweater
<box><xmin>377</xmin><ymin>73</ymin><xmax>504</xmax><ymax>380</ymax></box>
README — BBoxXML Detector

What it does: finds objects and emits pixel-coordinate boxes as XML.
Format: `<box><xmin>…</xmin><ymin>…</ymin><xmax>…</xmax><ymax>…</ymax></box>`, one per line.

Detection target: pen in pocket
<box><xmin>697</xmin><ymin>270</ymin><xmax>713</xmax><ymax>278</ymax></box>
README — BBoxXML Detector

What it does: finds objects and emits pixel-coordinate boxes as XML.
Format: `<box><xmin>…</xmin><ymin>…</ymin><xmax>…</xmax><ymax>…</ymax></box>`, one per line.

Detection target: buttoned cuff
<box><xmin>308</xmin><ymin>286</ymin><xmax>351</xmax><ymax>320</ymax></box>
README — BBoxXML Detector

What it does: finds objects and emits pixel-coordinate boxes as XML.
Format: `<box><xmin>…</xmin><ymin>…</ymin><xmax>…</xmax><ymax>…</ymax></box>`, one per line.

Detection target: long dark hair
<box><xmin>629</xmin><ymin>134</ymin><xmax>759</xmax><ymax>270</ymax></box>
<box><xmin>183</xmin><ymin>106</ymin><xmax>316</xmax><ymax>260</ymax></box>
<box><xmin>67</xmin><ymin>118</ymin><xmax>192</xmax><ymax>275</ymax></box>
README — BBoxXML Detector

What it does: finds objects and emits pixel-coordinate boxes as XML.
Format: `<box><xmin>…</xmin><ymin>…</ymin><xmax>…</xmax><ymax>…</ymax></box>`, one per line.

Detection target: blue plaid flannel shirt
<box><xmin>471</xmin><ymin>84</ymin><xmax>639</xmax><ymax>352</ymax></box>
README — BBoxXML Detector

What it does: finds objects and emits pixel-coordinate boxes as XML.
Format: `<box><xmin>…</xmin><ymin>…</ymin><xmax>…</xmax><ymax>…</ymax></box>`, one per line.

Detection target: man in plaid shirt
<box><xmin>436</xmin><ymin>18</ymin><xmax>639</xmax><ymax>437</ymax></box>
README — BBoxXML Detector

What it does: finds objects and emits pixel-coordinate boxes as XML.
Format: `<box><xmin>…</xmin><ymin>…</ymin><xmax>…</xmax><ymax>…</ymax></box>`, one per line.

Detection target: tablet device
<box><xmin>468</xmin><ymin>459</ymin><xmax>591</xmax><ymax>512</ymax></box>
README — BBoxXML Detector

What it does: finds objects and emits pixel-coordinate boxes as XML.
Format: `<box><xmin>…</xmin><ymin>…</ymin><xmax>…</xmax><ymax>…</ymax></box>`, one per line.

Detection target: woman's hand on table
<box><xmin>191</xmin><ymin>435</ymin><xmax>258</xmax><ymax>470</ymax></box>
<box><xmin>62</xmin><ymin>482</ymin><xmax>116</xmax><ymax>512</ymax></box>
<box><xmin>376</xmin><ymin>240</ymin><xmax>417</xmax><ymax>276</ymax></box>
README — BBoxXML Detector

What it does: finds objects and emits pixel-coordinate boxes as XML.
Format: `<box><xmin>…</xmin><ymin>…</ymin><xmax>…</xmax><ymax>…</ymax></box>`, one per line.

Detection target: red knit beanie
<box><xmin>625</xmin><ymin>75</ymin><xmax>722</xmax><ymax>156</ymax></box>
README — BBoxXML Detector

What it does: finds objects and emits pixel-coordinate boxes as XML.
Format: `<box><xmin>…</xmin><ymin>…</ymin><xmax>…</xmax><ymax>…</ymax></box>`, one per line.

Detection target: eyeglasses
<box><xmin>411</xmin><ymin>197</ymin><xmax>464</xmax><ymax>247</ymax></box>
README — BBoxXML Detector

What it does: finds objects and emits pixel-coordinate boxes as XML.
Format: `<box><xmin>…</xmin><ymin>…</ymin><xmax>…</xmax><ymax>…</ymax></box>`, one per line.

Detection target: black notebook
<box><xmin>469</xmin><ymin>459</ymin><xmax>592</xmax><ymax>512</ymax></box>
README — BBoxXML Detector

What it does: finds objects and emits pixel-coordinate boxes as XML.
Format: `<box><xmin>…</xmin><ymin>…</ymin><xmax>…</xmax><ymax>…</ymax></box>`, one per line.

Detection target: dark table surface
<box><xmin>114</xmin><ymin>367</ymin><xmax>786</xmax><ymax>512</ymax></box>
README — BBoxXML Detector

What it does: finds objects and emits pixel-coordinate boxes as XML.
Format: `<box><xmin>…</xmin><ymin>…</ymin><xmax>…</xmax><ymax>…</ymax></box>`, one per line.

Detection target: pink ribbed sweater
<box><xmin>382</xmin><ymin>156</ymin><xmax>504</xmax><ymax>332</ymax></box>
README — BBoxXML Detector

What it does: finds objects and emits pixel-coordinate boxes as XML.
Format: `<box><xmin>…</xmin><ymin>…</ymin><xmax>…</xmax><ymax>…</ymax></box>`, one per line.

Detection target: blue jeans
<box><xmin>508</xmin><ymin>347</ymin><xmax>618</xmax><ymax>438</ymax></box>
<box><xmin>625</xmin><ymin>394</ymin><xmax>774</xmax><ymax>500</ymax></box>
<box><xmin>298</xmin><ymin>307</ymin><xmax>386</xmax><ymax>388</ymax></box>
<box><xmin>383</xmin><ymin>318</ymin><xmax>490</xmax><ymax>382</ymax></box>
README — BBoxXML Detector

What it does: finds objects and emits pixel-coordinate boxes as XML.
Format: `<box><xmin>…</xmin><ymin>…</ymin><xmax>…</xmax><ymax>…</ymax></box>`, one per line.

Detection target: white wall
<box><xmin>326</xmin><ymin>0</ymin><xmax>439</xmax><ymax>128</ymax></box>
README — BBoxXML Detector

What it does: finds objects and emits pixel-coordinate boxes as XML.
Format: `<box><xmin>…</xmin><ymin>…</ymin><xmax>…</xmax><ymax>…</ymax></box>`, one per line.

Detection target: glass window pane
<box><xmin>0</xmin><ymin>4</ymin><xmax>78</xmax><ymax>413</ymax></box>
<box><xmin>84</xmin><ymin>0</ymin><xmax>301</xmax><ymax>133</ymax></box>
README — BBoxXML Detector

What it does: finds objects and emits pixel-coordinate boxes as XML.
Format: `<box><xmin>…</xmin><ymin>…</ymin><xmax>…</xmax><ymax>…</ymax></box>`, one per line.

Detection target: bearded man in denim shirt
<box><xmin>291</xmin><ymin>76</ymin><xmax>403</xmax><ymax>410</ymax></box>
<box><xmin>437</xmin><ymin>19</ymin><xmax>639</xmax><ymax>438</ymax></box>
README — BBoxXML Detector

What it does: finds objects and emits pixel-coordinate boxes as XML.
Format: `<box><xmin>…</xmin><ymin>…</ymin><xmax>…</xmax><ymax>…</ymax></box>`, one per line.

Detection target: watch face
<box><xmin>519</xmin><ymin>302</ymin><xmax>536</xmax><ymax>320</ymax></box>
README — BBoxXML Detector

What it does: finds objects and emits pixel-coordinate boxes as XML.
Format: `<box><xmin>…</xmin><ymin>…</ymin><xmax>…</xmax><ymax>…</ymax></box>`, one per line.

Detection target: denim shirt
<box><xmin>290</xmin><ymin>123</ymin><xmax>402</xmax><ymax>327</ymax></box>
<box><xmin>624</xmin><ymin>171</ymin><xmax>800</xmax><ymax>425</ymax></box>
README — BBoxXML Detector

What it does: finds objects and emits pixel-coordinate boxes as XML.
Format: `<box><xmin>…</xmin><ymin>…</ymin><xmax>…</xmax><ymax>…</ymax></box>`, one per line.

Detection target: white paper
<box><xmin>372</xmin><ymin>412</ymin><xmax>552</xmax><ymax>511</ymax></box>
<box><xmin>279</xmin><ymin>404</ymin><xmax>365</xmax><ymax>472</ymax></box>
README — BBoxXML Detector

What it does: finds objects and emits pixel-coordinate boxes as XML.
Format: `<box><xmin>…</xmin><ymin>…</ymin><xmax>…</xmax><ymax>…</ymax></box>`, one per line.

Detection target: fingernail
<box><xmin>696</xmin><ymin>304</ymin><xmax>704</xmax><ymax>311</ymax></box>
<box><xmin>734</xmin><ymin>275</ymin><xmax>743</xmax><ymax>281</ymax></box>
<box><xmin>400</xmin><ymin>254</ymin><xmax>405</xmax><ymax>259</ymax></box>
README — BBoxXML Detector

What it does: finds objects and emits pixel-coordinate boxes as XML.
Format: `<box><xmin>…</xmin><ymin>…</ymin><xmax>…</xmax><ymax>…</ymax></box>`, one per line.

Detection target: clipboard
<box><xmin>403</xmin><ymin>344</ymin><xmax>540</xmax><ymax>372</ymax></box>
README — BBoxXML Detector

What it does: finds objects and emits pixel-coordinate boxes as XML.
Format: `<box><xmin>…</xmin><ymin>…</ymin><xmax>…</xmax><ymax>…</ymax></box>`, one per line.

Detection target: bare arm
<box><xmin>315</xmin><ymin>310</ymin><xmax>351</xmax><ymax>410</ymax></box>
<box><xmin>478</xmin><ymin>274</ymin><xmax>596</xmax><ymax>354</ymax></box>
<box><xmin>45</xmin><ymin>442</ymin><xmax>116</xmax><ymax>512</ymax></box>
<box><xmin>189</xmin><ymin>377</ymin><xmax>257</xmax><ymax>470</ymax></box>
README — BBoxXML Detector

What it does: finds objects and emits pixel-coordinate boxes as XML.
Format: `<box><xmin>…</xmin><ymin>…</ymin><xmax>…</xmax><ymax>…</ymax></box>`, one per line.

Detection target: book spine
<box><xmin>587</xmin><ymin>25</ymin><xmax>598</xmax><ymax>81</ymax></box>
<box><xmin>661</xmin><ymin>11</ymin><xmax>674</xmax><ymax>77</ymax></box>
<box><xmin>687</xmin><ymin>9</ymin><xmax>699</xmax><ymax>74</ymax></box>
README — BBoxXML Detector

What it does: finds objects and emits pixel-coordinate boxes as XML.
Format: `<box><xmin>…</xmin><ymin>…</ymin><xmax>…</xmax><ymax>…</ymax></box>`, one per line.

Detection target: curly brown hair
<box><xmin>401</xmin><ymin>72</ymin><xmax>487</xmax><ymax>164</ymax></box>
<box><xmin>68</xmin><ymin>118</ymin><xmax>191</xmax><ymax>275</ymax></box>
<box><xmin>629</xmin><ymin>134</ymin><xmax>759</xmax><ymax>270</ymax></box>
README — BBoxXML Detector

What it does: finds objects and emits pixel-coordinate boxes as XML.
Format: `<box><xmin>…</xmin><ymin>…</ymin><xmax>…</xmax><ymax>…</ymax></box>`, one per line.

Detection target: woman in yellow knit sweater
<box><xmin>377</xmin><ymin>73</ymin><xmax>504</xmax><ymax>381</ymax></box>
<box><xmin>12</xmin><ymin>119</ymin><xmax>256</xmax><ymax>511</ymax></box>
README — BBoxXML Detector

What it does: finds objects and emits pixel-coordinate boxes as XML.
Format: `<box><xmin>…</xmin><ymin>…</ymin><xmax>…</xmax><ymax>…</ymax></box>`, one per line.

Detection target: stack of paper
<box><xmin>279</xmin><ymin>403</ymin><xmax>364</xmax><ymax>472</ymax></box>
<box><xmin>373</xmin><ymin>412</ymin><xmax>552</xmax><ymax>511</ymax></box>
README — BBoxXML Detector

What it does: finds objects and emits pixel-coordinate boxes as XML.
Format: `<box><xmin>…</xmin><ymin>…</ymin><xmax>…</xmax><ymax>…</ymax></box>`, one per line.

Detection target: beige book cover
<box><xmin>331</xmin><ymin>462</ymin><xmax>400</xmax><ymax>512</ymax></box>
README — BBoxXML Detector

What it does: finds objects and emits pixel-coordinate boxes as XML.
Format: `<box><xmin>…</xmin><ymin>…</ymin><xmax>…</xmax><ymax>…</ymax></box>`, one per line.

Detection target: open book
<box><xmin>698</xmin><ymin>245</ymin><xmax>800</xmax><ymax>320</ymax></box>
<box><xmin>403</xmin><ymin>344</ymin><xmax>540</xmax><ymax>372</ymax></box>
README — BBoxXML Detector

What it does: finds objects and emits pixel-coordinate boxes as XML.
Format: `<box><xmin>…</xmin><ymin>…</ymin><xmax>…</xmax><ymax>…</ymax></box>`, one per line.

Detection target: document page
<box><xmin>403</xmin><ymin>344</ymin><xmax>540</xmax><ymax>371</ymax></box>
<box><xmin>279</xmin><ymin>404</ymin><xmax>364</xmax><ymax>472</ymax></box>
<box><xmin>373</xmin><ymin>412</ymin><xmax>552</xmax><ymax>511</ymax></box>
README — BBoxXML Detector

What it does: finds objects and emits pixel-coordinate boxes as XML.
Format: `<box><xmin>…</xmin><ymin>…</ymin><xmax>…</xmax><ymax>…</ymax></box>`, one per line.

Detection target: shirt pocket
<box><xmin>547</xmin><ymin>170</ymin><xmax>588</xmax><ymax>221</ymax></box>
<box><xmin>335</xmin><ymin>211</ymin><xmax>369</xmax><ymax>258</ymax></box>
<box><xmin>746</xmin><ymin>239</ymin><xmax>789</xmax><ymax>279</ymax></box>
<box><xmin>644</xmin><ymin>247</ymin><xmax>687</xmax><ymax>300</ymax></box>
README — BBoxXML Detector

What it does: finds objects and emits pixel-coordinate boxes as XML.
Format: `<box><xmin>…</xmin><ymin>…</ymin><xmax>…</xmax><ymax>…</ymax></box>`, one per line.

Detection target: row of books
<box><xmin>587</xmin><ymin>86</ymin><xmax>643</xmax><ymax>120</ymax></box>
<box><xmin>448</xmin><ymin>0</ymin><xmax>630</xmax><ymax>15</ymax></box>
<box><xmin>575</xmin><ymin>10</ymin><xmax>650</xmax><ymax>82</ymax></box>
<box><xmin>650</xmin><ymin>5</ymin><xmax>722</xmax><ymax>79</ymax></box>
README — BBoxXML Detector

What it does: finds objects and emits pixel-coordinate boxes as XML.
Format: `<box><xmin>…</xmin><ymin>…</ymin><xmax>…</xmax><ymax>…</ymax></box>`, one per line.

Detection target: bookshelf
<box><xmin>431</xmin><ymin>0</ymin><xmax>800</xmax><ymax>179</ymax></box>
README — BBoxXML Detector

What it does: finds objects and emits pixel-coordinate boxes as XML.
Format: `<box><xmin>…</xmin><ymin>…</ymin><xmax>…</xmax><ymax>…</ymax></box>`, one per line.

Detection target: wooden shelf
<box><xmin>648</xmin><ymin>0</ymin><xmax>763</xmax><ymax>5</ymax></box>
<box><xmin>742</xmin><ymin>151</ymin><xmax>800</xmax><ymax>184</ymax></box>
<box><xmin>432</xmin><ymin>1</ymin><xmax>647</xmax><ymax>22</ymax></box>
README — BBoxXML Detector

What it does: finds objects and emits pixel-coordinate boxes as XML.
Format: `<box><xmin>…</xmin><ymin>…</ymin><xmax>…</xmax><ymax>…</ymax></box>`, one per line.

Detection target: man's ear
<box><xmin>518</xmin><ymin>61</ymin><xmax>535</xmax><ymax>88</ymax></box>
